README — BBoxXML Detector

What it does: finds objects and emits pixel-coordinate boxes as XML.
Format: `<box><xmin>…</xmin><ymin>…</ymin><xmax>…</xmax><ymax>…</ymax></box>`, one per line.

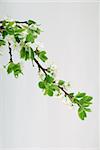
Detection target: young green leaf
<box><xmin>83</xmin><ymin>96</ymin><xmax>93</xmax><ymax>101</ymax></box>
<box><xmin>78</xmin><ymin>107</ymin><xmax>87</xmax><ymax>120</ymax></box>
<box><xmin>20</xmin><ymin>46</ymin><xmax>34</xmax><ymax>61</ymax></box>
<box><xmin>30</xmin><ymin>47</ymin><xmax>34</xmax><ymax>60</ymax></box>
<box><xmin>76</xmin><ymin>92</ymin><xmax>86</xmax><ymax>98</ymax></box>
<box><xmin>35</xmin><ymin>28</ymin><xmax>41</xmax><ymax>34</ymax></box>
<box><xmin>0</xmin><ymin>39</ymin><xmax>6</xmax><ymax>46</ymax></box>
<box><xmin>20</xmin><ymin>47</ymin><xmax>26</xmax><ymax>59</ymax></box>
<box><xmin>6</xmin><ymin>26</ymin><xmax>14</xmax><ymax>35</ymax></box>
<box><xmin>38</xmin><ymin>51</ymin><xmax>48</xmax><ymax>62</ymax></box>
<box><xmin>13</xmin><ymin>63</ymin><xmax>22</xmax><ymax>78</ymax></box>
<box><xmin>26</xmin><ymin>32</ymin><xmax>34</xmax><ymax>43</ymax></box>
<box><xmin>45</xmin><ymin>75</ymin><xmax>54</xmax><ymax>83</ymax></box>
<box><xmin>38</xmin><ymin>81</ymin><xmax>45</xmax><ymax>89</ymax></box>
<box><xmin>7</xmin><ymin>62</ymin><xmax>14</xmax><ymax>74</ymax></box>
<box><xmin>7</xmin><ymin>62</ymin><xmax>22</xmax><ymax>78</ymax></box>
<box><xmin>58</xmin><ymin>80</ymin><xmax>65</xmax><ymax>85</ymax></box>
<box><xmin>2</xmin><ymin>30</ymin><xmax>8</xmax><ymax>39</ymax></box>
<box><xmin>47</xmin><ymin>88</ymin><xmax>53</xmax><ymax>96</ymax></box>
<box><xmin>28</xmin><ymin>20</ymin><xmax>36</xmax><ymax>25</ymax></box>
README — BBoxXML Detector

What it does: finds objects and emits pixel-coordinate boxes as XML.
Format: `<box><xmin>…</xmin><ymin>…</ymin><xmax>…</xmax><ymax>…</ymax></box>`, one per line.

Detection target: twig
<box><xmin>0</xmin><ymin>20</ymin><xmax>28</xmax><ymax>24</ymax></box>
<box><xmin>8</xmin><ymin>42</ymin><xmax>13</xmax><ymax>63</ymax></box>
<box><xmin>33</xmin><ymin>57</ymin><xmax>73</xmax><ymax>100</ymax></box>
<box><xmin>34</xmin><ymin>58</ymin><xmax>47</xmax><ymax>75</ymax></box>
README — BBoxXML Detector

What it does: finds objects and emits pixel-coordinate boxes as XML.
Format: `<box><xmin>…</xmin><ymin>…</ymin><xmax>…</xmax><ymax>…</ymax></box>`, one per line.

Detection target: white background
<box><xmin>0</xmin><ymin>2</ymin><xmax>99</xmax><ymax>150</ymax></box>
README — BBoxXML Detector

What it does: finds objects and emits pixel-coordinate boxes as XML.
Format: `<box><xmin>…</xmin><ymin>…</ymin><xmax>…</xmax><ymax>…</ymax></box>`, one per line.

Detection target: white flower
<box><xmin>38</xmin><ymin>70</ymin><xmax>45</xmax><ymax>80</ymax></box>
<box><xmin>35</xmin><ymin>40</ymin><xmax>44</xmax><ymax>49</ymax></box>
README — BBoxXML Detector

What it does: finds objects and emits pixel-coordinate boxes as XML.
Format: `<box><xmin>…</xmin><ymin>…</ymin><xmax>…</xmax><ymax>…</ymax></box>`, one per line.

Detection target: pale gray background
<box><xmin>0</xmin><ymin>2</ymin><xmax>99</xmax><ymax>150</ymax></box>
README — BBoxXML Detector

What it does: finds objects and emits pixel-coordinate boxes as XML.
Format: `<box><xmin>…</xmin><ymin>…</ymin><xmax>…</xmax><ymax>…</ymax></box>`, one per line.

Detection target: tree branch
<box><xmin>8</xmin><ymin>42</ymin><xmax>13</xmax><ymax>63</ymax></box>
<box><xmin>0</xmin><ymin>20</ymin><xmax>28</xmax><ymax>24</ymax></box>
<box><xmin>33</xmin><ymin>57</ymin><xmax>72</xmax><ymax>100</ymax></box>
<box><xmin>34</xmin><ymin>58</ymin><xmax>47</xmax><ymax>75</ymax></box>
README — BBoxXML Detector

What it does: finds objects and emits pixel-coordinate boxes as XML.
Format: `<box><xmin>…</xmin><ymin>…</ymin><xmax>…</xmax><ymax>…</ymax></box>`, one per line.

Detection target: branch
<box><xmin>8</xmin><ymin>42</ymin><xmax>13</xmax><ymax>63</ymax></box>
<box><xmin>34</xmin><ymin>58</ymin><xmax>47</xmax><ymax>75</ymax></box>
<box><xmin>0</xmin><ymin>20</ymin><xmax>28</xmax><ymax>24</ymax></box>
<box><xmin>33</xmin><ymin>57</ymin><xmax>72</xmax><ymax>100</ymax></box>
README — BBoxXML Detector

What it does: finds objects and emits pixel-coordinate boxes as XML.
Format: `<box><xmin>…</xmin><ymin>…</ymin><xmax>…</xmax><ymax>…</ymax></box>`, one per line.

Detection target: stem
<box><xmin>8</xmin><ymin>42</ymin><xmax>13</xmax><ymax>63</ymax></box>
<box><xmin>0</xmin><ymin>20</ymin><xmax>28</xmax><ymax>24</ymax></box>
<box><xmin>34</xmin><ymin>58</ymin><xmax>47</xmax><ymax>75</ymax></box>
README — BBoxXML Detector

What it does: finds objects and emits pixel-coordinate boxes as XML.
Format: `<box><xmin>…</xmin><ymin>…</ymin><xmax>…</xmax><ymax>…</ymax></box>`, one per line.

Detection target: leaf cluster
<box><xmin>7</xmin><ymin>62</ymin><xmax>22</xmax><ymax>78</ymax></box>
<box><xmin>1</xmin><ymin>20</ymin><xmax>41</xmax><ymax>44</ymax></box>
<box><xmin>38</xmin><ymin>75</ymin><xmax>60</xmax><ymax>96</ymax></box>
<box><xmin>73</xmin><ymin>92</ymin><xmax>93</xmax><ymax>120</ymax></box>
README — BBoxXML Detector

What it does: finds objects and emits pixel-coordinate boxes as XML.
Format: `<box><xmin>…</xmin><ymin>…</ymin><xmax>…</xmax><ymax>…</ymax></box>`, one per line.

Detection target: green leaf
<box><xmin>58</xmin><ymin>80</ymin><xmax>65</xmax><ymax>85</ymax></box>
<box><xmin>76</xmin><ymin>92</ymin><xmax>86</xmax><ymax>98</ymax></box>
<box><xmin>84</xmin><ymin>108</ymin><xmax>91</xmax><ymax>112</ymax></box>
<box><xmin>26</xmin><ymin>32</ymin><xmax>34</xmax><ymax>43</ymax></box>
<box><xmin>78</xmin><ymin>107</ymin><xmax>87</xmax><ymax>120</ymax></box>
<box><xmin>14</xmin><ymin>34</ymin><xmax>21</xmax><ymax>43</ymax></box>
<box><xmin>39</xmin><ymin>51</ymin><xmax>48</xmax><ymax>62</ymax></box>
<box><xmin>35</xmin><ymin>28</ymin><xmax>41</xmax><ymax>34</ymax></box>
<box><xmin>38</xmin><ymin>81</ymin><xmax>45</xmax><ymax>89</ymax></box>
<box><xmin>20</xmin><ymin>47</ymin><xmax>26</xmax><ymax>59</ymax></box>
<box><xmin>8</xmin><ymin>21</ymin><xmax>15</xmax><ymax>26</ymax></box>
<box><xmin>69</xmin><ymin>93</ymin><xmax>74</xmax><ymax>97</ymax></box>
<box><xmin>7</xmin><ymin>62</ymin><xmax>14</xmax><ymax>74</ymax></box>
<box><xmin>14</xmin><ymin>26</ymin><xmax>25</xmax><ymax>34</ymax></box>
<box><xmin>2</xmin><ymin>30</ymin><xmax>8</xmax><ymax>38</ymax></box>
<box><xmin>20</xmin><ymin>46</ymin><xmax>34</xmax><ymax>61</ymax></box>
<box><xmin>28</xmin><ymin>20</ymin><xmax>36</xmax><ymax>25</ymax></box>
<box><xmin>13</xmin><ymin>63</ymin><xmax>22</xmax><ymax>78</ymax></box>
<box><xmin>82</xmin><ymin>103</ymin><xmax>92</xmax><ymax>107</ymax></box>
<box><xmin>2</xmin><ymin>20</ymin><xmax>7</xmax><ymax>27</ymax></box>
<box><xmin>25</xmin><ymin>51</ymin><xmax>29</xmax><ymax>60</ymax></box>
<box><xmin>30</xmin><ymin>47</ymin><xmax>34</xmax><ymax>60</ymax></box>
<box><xmin>50</xmin><ymin>84</ymin><xmax>59</xmax><ymax>91</ymax></box>
<box><xmin>7</xmin><ymin>62</ymin><xmax>22</xmax><ymax>78</ymax></box>
<box><xmin>45</xmin><ymin>75</ymin><xmax>54</xmax><ymax>83</ymax></box>
<box><xmin>6</xmin><ymin>26</ymin><xmax>14</xmax><ymax>35</ymax></box>
<box><xmin>47</xmin><ymin>89</ymin><xmax>53</xmax><ymax>96</ymax></box>
<box><xmin>83</xmin><ymin>96</ymin><xmax>93</xmax><ymax>101</ymax></box>
<box><xmin>0</xmin><ymin>39</ymin><xmax>6</xmax><ymax>46</ymax></box>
